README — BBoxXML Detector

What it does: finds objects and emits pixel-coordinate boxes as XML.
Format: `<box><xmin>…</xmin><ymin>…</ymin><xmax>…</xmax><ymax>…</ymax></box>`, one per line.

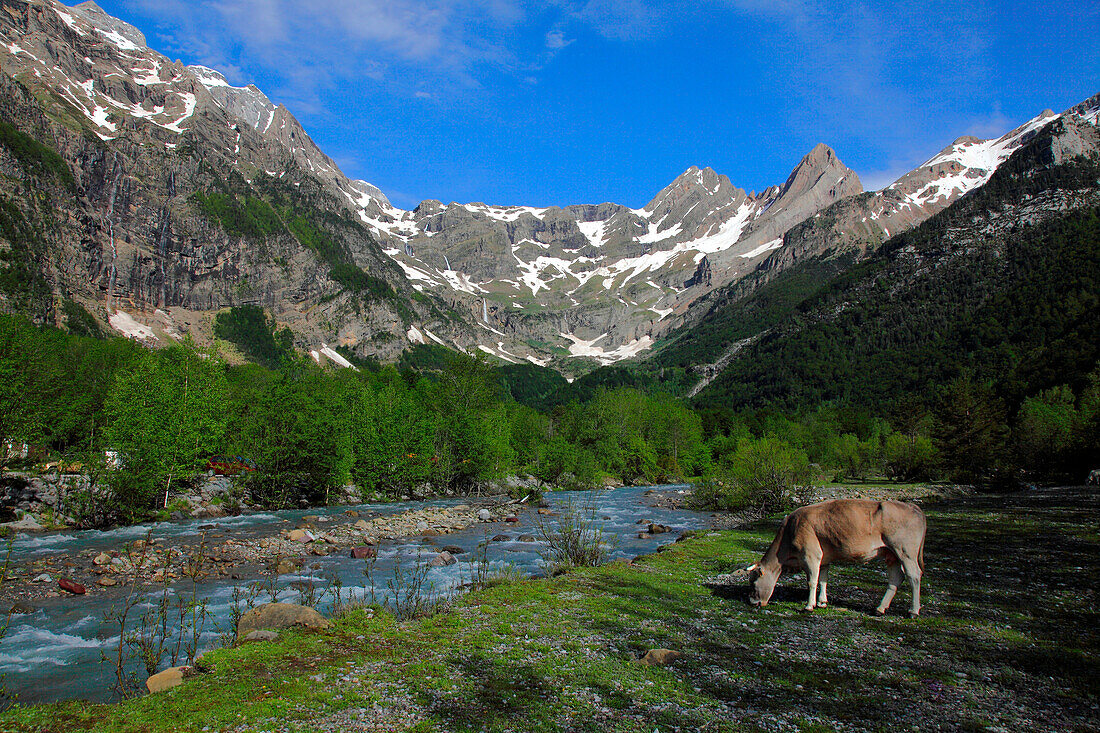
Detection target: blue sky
<box><xmin>93</xmin><ymin>0</ymin><xmax>1098</xmax><ymax>210</ymax></box>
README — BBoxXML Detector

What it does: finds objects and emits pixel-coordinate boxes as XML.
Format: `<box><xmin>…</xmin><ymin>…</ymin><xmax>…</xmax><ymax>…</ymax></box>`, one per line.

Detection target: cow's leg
<box><xmin>898</xmin><ymin>554</ymin><xmax>922</xmax><ymax>617</ymax></box>
<box><xmin>802</xmin><ymin>555</ymin><xmax>822</xmax><ymax>612</ymax></box>
<box><xmin>876</xmin><ymin>563</ymin><xmax>905</xmax><ymax>615</ymax></box>
<box><xmin>817</xmin><ymin>565</ymin><xmax>829</xmax><ymax>608</ymax></box>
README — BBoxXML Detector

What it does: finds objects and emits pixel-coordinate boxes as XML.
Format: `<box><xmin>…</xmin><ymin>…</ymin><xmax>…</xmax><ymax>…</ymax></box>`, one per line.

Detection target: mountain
<box><xmin>667</xmin><ymin>106</ymin><xmax>1100</xmax><ymax>410</ymax></box>
<box><xmin>0</xmin><ymin>0</ymin><xmax>1095</xmax><ymax>376</ymax></box>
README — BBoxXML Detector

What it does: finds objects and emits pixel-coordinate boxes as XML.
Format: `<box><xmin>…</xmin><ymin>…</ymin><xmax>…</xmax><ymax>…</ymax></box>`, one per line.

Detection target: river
<box><xmin>0</xmin><ymin>486</ymin><xmax>716</xmax><ymax>704</ymax></box>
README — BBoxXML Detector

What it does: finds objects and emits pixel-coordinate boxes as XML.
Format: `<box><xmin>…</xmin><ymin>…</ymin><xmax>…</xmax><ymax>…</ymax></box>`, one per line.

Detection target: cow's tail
<box><xmin>917</xmin><ymin>533</ymin><xmax>925</xmax><ymax>574</ymax></box>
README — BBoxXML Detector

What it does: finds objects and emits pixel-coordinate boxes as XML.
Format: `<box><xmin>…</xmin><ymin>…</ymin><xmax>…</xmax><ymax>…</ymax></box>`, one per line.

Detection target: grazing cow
<box><xmin>746</xmin><ymin>499</ymin><xmax>926</xmax><ymax>617</ymax></box>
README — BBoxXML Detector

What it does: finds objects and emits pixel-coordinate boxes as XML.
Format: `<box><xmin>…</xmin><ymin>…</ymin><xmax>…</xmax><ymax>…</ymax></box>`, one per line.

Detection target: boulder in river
<box><xmin>237</xmin><ymin>603</ymin><xmax>331</xmax><ymax>639</ymax></box>
<box><xmin>491</xmin><ymin>535</ymin><xmax>510</xmax><ymax>542</ymax></box>
<box><xmin>288</xmin><ymin>529</ymin><xmax>314</xmax><ymax>543</ymax></box>
<box><xmin>350</xmin><ymin>546</ymin><xmax>377</xmax><ymax>559</ymax></box>
<box><xmin>517</xmin><ymin>535</ymin><xmax>536</xmax><ymax>543</ymax></box>
<box><xmin>430</xmin><ymin>551</ymin><xmax>457</xmax><ymax>567</ymax></box>
<box><xmin>648</xmin><ymin>523</ymin><xmax>671</xmax><ymax>534</ymax></box>
<box><xmin>477</xmin><ymin>509</ymin><xmax>492</xmax><ymax>521</ymax></box>
<box><xmin>440</xmin><ymin>545</ymin><xmax>465</xmax><ymax>555</ymax></box>
<box><xmin>58</xmin><ymin>578</ymin><xmax>86</xmax><ymax>595</ymax></box>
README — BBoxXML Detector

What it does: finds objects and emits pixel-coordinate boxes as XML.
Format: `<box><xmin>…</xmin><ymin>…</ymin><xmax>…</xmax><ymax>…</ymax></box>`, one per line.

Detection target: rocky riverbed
<box><xmin>0</xmin><ymin>498</ymin><xmax>530</xmax><ymax>611</ymax></box>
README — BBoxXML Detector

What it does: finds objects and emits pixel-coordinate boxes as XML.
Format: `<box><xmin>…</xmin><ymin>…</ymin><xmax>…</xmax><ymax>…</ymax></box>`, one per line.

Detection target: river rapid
<box><xmin>0</xmin><ymin>486</ymin><xmax>716</xmax><ymax>704</ymax></box>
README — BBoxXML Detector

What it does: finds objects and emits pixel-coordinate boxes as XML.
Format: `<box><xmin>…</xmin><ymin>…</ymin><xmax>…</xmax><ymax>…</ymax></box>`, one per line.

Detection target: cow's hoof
<box><xmin>818</xmin><ymin>602</ymin><xmax>828</xmax><ymax>608</ymax></box>
<box><xmin>801</xmin><ymin>606</ymin><xmax>815</xmax><ymax>613</ymax></box>
<box><xmin>907</xmin><ymin>611</ymin><xmax>920</xmax><ymax>619</ymax></box>
<box><xmin>874</xmin><ymin>608</ymin><xmax>887</xmax><ymax>616</ymax></box>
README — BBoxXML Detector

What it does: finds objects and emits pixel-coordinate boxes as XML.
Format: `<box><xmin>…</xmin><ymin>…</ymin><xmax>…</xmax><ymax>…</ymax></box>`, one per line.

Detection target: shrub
<box><xmin>535</xmin><ymin>498</ymin><xmax>608</xmax><ymax>575</ymax></box>
<box><xmin>692</xmin><ymin>436</ymin><xmax>815</xmax><ymax>514</ymax></box>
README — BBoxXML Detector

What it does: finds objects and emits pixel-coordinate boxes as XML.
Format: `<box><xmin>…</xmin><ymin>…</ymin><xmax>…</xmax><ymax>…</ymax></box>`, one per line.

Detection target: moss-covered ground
<box><xmin>2</xmin><ymin>487</ymin><xmax>1097</xmax><ymax>732</ymax></box>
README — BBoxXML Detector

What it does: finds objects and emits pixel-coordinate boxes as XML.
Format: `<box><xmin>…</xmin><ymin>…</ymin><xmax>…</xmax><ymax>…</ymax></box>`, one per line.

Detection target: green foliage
<box><xmin>0</xmin><ymin>117</ymin><xmax>73</xmax><ymax>186</ymax></box>
<box><xmin>61</xmin><ymin>299</ymin><xmax>103</xmax><ymax>338</ymax></box>
<box><xmin>693</xmin><ymin>436</ymin><xmax>814</xmax><ymax>513</ymax></box>
<box><xmin>213</xmin><ymin>305</ymin><xmax>294</xmax><ymax>369</ymax></box>
<box><xmin>104</xmin><ymin>342</ymin><xmax>228</xmax><ymax>521</ymax></box>
<box><xmin>235</xmin><ymin>364</ymin><xmax>350</xmax><ymax>508</ymax></box>
<box><xmin>931</xmin><ymin>379</ymin><xmax>1009</xmax><ymax>485</ymax></box>
<box><xmin>0</xmin><ymin>198</ymin><xmax>52</xmax><ymax>317</ymax></box>
<box><xmin>190</xmin><ymin>192</ymin><xmax>282</xmax><ymax>240</ymax></box>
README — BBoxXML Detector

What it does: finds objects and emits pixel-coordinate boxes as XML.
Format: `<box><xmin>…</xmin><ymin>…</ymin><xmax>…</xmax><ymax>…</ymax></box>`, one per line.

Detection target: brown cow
<box><xmin>746</xmin><ymin>499</ymin><xmax>926</xmax><ymax>617</ymax></box>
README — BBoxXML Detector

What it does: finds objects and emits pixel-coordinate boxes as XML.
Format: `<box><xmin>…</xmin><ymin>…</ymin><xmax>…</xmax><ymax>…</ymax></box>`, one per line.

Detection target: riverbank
<box><xmin>2</xmin><ymin>485</ymin><xmax>1096</xmax><ymax>732</ymax></box>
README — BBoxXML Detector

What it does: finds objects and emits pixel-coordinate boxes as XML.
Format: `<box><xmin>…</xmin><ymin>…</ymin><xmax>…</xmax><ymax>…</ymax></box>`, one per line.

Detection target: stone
<box><xmin>237</xmin><ymin>603</ymin><xmax>331</xmax><ymax>639</ymax></box>
<box><xmin>276</xmin><ymin>559</ymin><xmax>298</xmax><ymax>575</ymax></box>
<box><xmin>350</xmin><ymin>546</ymin><xmax>377</xmax><ymax>559</ymax></box>
<box><xmin>58</xmin><ymin>578</ymin><xmax>86</xmax><ymax>595</ymax></box>
<box><xmin>355</xmin><ymin>519</ymin><xmax>371</xmax><ymax>530</ymax></box>
<box><xmin>477</xmin><ymin>509</ymin><xmax>492</xmax><ymax>521</ymax></box>
<box><xmin>302</xmin><ymin>515</ymin><xmax>319</xmax><ymax>523</ymax></box>
<box><xmin>93</xmin><ymin>552</ymin><xmax>111</xmax><ymax>566</ymax></box>
<box><xmin>288</xmin><ymin>529</ymin><xmax>314</xmax><ymax>543</ymax></box>
<box><xmin>32</xmin><ymin>573</ymin><xmax>52</xmax><ymax>583</ymax></box>
<box><xmin>96</xmin><ymin>576</ymin><xmax>118</xmax><ymax>587</ymax></box>
<box><xmin>648</xmin><ymin>523</ymin><xmax>671</xmax><ymax>534</ymax></box>
<box><xmin>517</xmin><ymin>534</ymin><xmax>536</xmax><ymax>543</ymax></box>
<box><xmin>344</xmin><ymin>509</ymin><xmax>360</xmax><ymax>518</ymax></box>
<box><xmin>491</xmin><ymin>534</ymin><xmax>510</xmax><ymax>542</ymax></box>
<box><xmin>146</xmin><ymin>666</ymin><xmax>189</xmax><ymax>693</ymax></box>
<box><xmin>639</xmin><ymin>649</ymin><xmax>682</xmax><ymax>666</ymax></box>
<box><xmin>440</xmin><ymin>545</ymin><xmax>465</xmax><ymax>555</ymax></box>
<box><xmin>8</xmin><ymin>601</ymin><xmax>35</xmax><ymax>615</ymax></box>
<box><xmin>429</xmin><ymin>551</ymin><xmax>457</xmax><ymax>567</ymax></box>
<box><xmin>2</xmin><ymin>516</ymin><xmax>44</xmax><ymax>532</ymax></box>
<box><xmin>537</xmin><ymin>508</ymin><xmax>555</xmax><ymax>515</ymax></box>
<box><xmin>242</xmin><ymin>629</ymin><xmax>279</xmax><ymax>643</ymax></box>
<box><xmin>638</xmin><ymin>532</ymin><xmax>651</xmax><ymax>539</ymax></box>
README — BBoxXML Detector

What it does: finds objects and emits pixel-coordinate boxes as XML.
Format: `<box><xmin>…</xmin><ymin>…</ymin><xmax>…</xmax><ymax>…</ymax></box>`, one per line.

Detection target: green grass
<box><xmin>3</xmin><ymin>488</ymin><xmax>1098</xmax><ymax>731</ymax></box>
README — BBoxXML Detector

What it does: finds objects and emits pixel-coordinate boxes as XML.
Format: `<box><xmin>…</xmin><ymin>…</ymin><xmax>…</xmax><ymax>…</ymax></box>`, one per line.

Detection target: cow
<box><xmin>746</xmin><ymin>499</ymin><xmax>926</xmax><ymax>617</ymax></box>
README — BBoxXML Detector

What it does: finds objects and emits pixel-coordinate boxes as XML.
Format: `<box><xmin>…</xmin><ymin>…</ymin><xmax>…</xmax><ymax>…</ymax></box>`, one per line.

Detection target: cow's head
<box><xmin>746</xmin><ymin>562</ymin><xmax>780</xmax><ymax>607</ymax></box>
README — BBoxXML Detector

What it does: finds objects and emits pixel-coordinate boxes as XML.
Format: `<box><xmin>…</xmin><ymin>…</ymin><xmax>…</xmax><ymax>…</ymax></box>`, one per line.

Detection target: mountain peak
<box><xmin>777</xmin><ymin>143</ymin><xmax>861</xmax><ymax>203</ymax></box>
<box><xmin>69</xmin><ymin>0</ymin><xmax>147</xmax><ymax>50</ymax></box>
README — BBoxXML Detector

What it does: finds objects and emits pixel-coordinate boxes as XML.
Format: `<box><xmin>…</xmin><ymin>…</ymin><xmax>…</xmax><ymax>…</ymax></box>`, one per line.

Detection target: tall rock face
<box><xmin>0</xmin><ymin>0</ymin><xmax>1094</xmax><ymax>373</ymax></box>
<box><xmin>0</xmin><ymin>0</ymin><xmax>451</xmax><ymax>361</ymax></box>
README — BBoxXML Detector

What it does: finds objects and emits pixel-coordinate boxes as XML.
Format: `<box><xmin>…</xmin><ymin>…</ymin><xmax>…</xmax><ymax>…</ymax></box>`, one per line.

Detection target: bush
<box><xmin>535</xmin><ymin>498</ymin><xmax>608</xmax><ymax>575</ymax></box>
<box><xmin>692</xmin><ymin>436</ymin><xmax>815</xmax><ymax>514</ymax></box>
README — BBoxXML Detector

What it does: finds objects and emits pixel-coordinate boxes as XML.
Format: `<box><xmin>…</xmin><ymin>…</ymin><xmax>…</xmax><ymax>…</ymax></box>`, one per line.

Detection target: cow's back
<box><xmin>787</xmin><ymin>499</ymin><xmax>923</xmax><ymax>565</ymax></box>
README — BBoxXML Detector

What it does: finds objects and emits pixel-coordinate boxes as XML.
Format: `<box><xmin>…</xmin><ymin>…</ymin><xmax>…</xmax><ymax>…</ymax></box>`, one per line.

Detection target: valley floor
<box><xmin>2</xmin><ymin>487</ymin><xmax>1097</xmax><ymax>732</ymax></box>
